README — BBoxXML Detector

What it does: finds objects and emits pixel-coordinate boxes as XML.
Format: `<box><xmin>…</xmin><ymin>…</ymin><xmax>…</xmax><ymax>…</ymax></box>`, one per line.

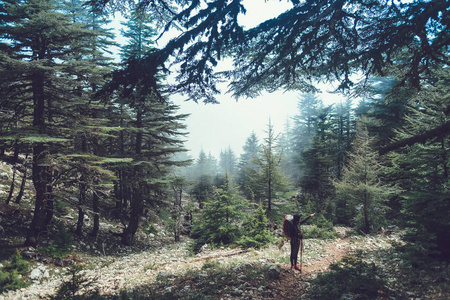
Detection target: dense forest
<box><xmin>0</xmin><ymin>0</ymin><xmax>449</xmax><ymax>298</ymax></box>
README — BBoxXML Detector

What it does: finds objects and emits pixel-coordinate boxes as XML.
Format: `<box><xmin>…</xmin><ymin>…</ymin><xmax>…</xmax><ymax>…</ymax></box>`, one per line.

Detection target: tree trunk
<box><xmin>363</xmin><ymin>191</ymin><xmax>370</xmax><ymax>233</ymax></box>
<box><xmin>173</xmin><ymin>185</ymin><xmax>183</xmax><ymax>242</ymax></box>
<box><xmin>267</xmin><ymin>177</ymin><xmax>272</xmax><ymax>211</ymax></box>
<box><xmin>6</xmin><ymin>165</ymin><xmax>16</xmax><ymax>204</ymax></box>
<box><xmin>15</xmin><ymin>152</ymin><xmax>29</xmax><ymax>204</ymax></box>
<box><xmin>75</xmin><ymin>180</ymin><xmax>86</xmax><ymax>236</ymax></box>
<box><xmin>90</xmin><ymin>191</ymin><xmax>100</xmax><ymax>237</ymax></box>
<box><xmin>441</xmin><ymin>138</ymin><xmax>448</xmax><ymax>179</ymax></box>
<box><xmin>43</xmin><ymin>178</ymin><xmax>54</xmax><ymax>226</ymax></box>
<box><xmin>24</xmin><ymin>144</ymin><xmax>48</xmax><ymax>247</ymax></box>
<box><xmin>136</xmin><ymin>108</ymin><xmax>142</xmax><ymax>154</ymax></box>
<box><xmin>122</xmin><ymin>186</ymin><xmax>142</xmax><ymax>246</ymax></box>
<box><xmin>25</xmin><ymin>71</ymin><xmax>49</xmax><ymax>247</ymax></box>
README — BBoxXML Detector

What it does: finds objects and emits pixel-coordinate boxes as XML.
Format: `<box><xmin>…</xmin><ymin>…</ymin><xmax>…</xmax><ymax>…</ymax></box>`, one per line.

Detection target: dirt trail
<box><xmin>268</xmin><ymin>237</ymin><xmax>351</xmax><ymax>300</ymax></box>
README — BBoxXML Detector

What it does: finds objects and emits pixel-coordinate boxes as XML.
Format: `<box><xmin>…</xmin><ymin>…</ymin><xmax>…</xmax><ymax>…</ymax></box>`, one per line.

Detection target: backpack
<box><xmin>282</xmin><ymin>214</ymin><xmax>294</xmax><ymax>239</ymax></box>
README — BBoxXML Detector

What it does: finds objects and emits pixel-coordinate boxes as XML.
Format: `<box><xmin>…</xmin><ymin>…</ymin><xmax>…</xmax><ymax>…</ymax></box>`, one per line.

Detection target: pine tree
<box><xmin>236</xmin><ymin>132</ymin><xmax>261</xmax><ymax>200</ymax></box>
<box><xmin>334</xmin><ymin>120</ymin><xmax>398</xmax><ymax>233</ymax></box>
<box><xmin>62</xmin><ymin>0</ymin><xmax>118</xmax><ymax>238</ymax></box>
<box><xmin>239</xmin><ymin>202</ymin><xmax>275</xmax><ymax>249</ymax></box>
<box><xmin>219</xmin><ymin>146</ymin><xmax>237</xmax><ymax>177</ymax></box>
<box><xmin>190</xmin><ymin>172</ymin><xmax>245</xmax><ymax>252</ymax></box>
<box><xmin>252</xmin><ymin>119</ymin><xmax>290</xmax><ymax>211</ymax></box>
<box><xmin>387</xmin><ymin>69</ymin><xmax>450</xmax><ymax>256</ymax></box>
<box><xmin>0</xmin><ymin>0</ymin><xmax>112</xmax><ymax>247</ymax></box>
<box><xmin>298</xmin><ymin>105</ymin><xmax>335</xmax><ymax>210</ymax></box>
<box><xmin>290</xmin><ymin>93</ymin><xmax>323</xmax><ymax>182</ymax></box>
<box><xmin>330</xmin><ymin>99</ymin><xmax>355</xmax><ymax>180</ymax></box>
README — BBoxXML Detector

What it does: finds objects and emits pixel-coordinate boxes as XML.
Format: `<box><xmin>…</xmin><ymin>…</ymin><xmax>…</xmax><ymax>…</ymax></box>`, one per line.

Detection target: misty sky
<box><xmin>174</xmin><ymin>86</ymin><xmax>346</xmax><ymax>159</ymax></box>
<box><xmin>110</xmin><ymin>1</ymin><xmax>349</xmax><ymax>159</ymax></box>
<box><xmin>170</xmin><ymin>1</ymin><xmax>348</xmax><ymax>159</ymax></box>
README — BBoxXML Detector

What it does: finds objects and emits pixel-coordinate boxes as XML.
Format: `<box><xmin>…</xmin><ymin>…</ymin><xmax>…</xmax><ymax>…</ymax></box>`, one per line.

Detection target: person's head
<box><xmin>293</xmin><ymin>214</ymin><xmax>302</xmax><ymax>223</ymax></box>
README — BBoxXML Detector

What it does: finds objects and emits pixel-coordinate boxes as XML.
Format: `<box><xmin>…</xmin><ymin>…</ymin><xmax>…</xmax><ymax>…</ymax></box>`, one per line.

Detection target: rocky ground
<box><xmin>5</xmin><ymin>226</ymin><xmax>448</xmax><ymax>300</ymax></box>
<box><xmin>1</xmin><ymin>160</ymin><xmax>450</xmax><ymax>299</ymax></box>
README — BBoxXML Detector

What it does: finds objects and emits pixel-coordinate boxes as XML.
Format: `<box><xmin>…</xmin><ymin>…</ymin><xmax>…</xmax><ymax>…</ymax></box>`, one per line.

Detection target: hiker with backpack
<box><xmin>283</xmin><ymin>213</ymin><xmax>315</xmax><ymax>271</ymax></box>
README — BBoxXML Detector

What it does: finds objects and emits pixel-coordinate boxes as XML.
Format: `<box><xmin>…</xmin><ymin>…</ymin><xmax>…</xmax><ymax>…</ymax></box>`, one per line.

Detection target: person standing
<box><xmin>287</xmin><ymin>213</ymin><xmax>315</xmax><ymax>271</ymax></box>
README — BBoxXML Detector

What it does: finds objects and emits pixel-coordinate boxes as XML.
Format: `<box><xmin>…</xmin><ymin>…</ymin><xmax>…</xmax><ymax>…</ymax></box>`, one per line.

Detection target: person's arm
<box><xmin>299</xmin><ymin>213</ymin><xmax>315</xmax><ymax>225</ymax></box>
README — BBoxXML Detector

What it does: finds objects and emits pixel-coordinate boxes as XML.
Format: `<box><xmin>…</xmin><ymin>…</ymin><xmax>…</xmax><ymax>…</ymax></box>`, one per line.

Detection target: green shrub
<box><xmin>38</xmin><ymin>223</ymin><xmax>73</xmax><ymax>258</ymax></box>
<box><xmin>238</xmin><ymin>203</ymin><xmax>276</xmax><ymax>249</ymax></box>
<box><xmin>4</xmin><ymin>251</ymin><xmax>29</xmax><ymax>274</ymax></box>
<box><xmin>303</xmin><ymin>214</ymin><xmax>339</xmax><ymax>239</ymax></box>
<box><xmin>190</xmin><ymin>187</ymin><xmax>244</xmax><ymax>253</ymax></box>
<box><xmin>307</xmin><ymin>252</ymin><xmax>386</xmax><ymax>300</ymax></box>
<box><xmin>142</xmin><ymin>220</ymin><xmax>158</xmax><ymax>235</ymax></box>
<box><xmin>52</xmin><ymin>264</ymin><xmax>99</xmax><ymax>300</ymax></box>
<box><xmin>0</xmin><ymin>251</ymin><xmax>30</xmax><ymax>293</ymax></box>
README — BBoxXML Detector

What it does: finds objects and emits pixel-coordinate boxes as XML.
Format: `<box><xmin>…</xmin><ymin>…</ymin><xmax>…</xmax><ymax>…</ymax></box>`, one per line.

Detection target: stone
<box><xmin>200</xmin><ymin>244</ymin><xmax>210</xmax><ymax>253</ymax></box>
<box><xmin>264</xmin><ymin>263</ymin><xmax>281</xmax><ymax>280</ymax></box>
<box><xmin>156</xmin><ymin>271</ymin><xmax>174</xmax><ymax>281</ymax></box>
<box><xmin>29</xmin><ymin>266</ymin><xmax>49</xmax><ymax>281</ymax></box>
<box><xmin>21</xmin><ymin>250</ymin><xmax>36</xmax><ymax>259</ymax></box>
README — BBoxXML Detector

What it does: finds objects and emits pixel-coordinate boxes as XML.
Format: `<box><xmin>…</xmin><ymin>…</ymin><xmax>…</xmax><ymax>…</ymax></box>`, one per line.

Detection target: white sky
<box><xmin>171</xmin><ymin>1</ymin><xmax>346</xmax><ymax>159</ymax></box>
<box><xmin>109</xmin><ymin>1</ymin><xmax>349</xmax><ymax>159</ymax></box>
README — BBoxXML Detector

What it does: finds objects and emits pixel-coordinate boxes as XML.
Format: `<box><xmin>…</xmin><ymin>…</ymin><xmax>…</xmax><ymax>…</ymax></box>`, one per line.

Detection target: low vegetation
<box><xmin>0</xmin><ymin>251</ymin><xmax>30</xmax><ymax>293</ymax></box>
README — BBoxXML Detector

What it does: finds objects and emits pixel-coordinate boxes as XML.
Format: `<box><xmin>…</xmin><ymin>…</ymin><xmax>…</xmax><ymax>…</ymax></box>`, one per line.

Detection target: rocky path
<box><xmin>1</xmin><ymin>229</ymin><xmax>401</xmax><ymax>299</ymax></box>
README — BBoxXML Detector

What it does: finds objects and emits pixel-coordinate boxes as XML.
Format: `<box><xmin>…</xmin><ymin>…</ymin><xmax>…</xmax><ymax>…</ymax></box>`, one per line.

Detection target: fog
<box><xmin>109</xmin><ymin>1</ymin><xmax>348</xmax><ymax>159</ymax></box>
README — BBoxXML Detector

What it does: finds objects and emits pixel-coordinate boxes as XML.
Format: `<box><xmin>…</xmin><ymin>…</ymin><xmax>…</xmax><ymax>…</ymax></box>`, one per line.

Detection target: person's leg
<box><xmin>292</xmin><ymin>238</ymin><xmax>300</xmax><ymax>266</ymax></box>
<box><xmin>290</xmin><ymin>238</ymin><xmax>300</xmax><ymax>268</ymax></box>
<box><xmin>290</xmin><ymin>238</ymin><xmax>296</xmax><ymax>267</ymax></box>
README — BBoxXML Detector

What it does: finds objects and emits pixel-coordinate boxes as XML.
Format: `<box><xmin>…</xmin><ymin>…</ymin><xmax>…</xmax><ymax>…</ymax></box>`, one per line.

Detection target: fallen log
<box><xmin>184</xmin><ymin>250</ymin><xmax>249</xmax><ymax>263</ymax></box>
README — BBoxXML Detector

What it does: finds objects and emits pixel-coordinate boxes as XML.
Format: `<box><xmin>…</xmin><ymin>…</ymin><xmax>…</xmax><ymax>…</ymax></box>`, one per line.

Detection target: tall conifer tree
<box><xmin>0</xmin><ymin>0</ymin><xmax>110</xmax><ymax>246</ymax></box>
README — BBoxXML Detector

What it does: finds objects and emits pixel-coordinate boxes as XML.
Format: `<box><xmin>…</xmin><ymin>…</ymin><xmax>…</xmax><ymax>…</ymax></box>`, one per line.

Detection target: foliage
<box><xmin>236</xmin><ymin>132</ymin><xmax>261</xmax><ymax>200</ymax></box>
<box><xmin>52</xmin><ymin>264</ymin><xmax>99</xmax><ymax>300</ymax></box>
<box><xmin>142</xmin><ymin>220</ymin><xmax>158</xmax><ymax>236</ymax></box>
<box><xmin>190</xmin><ymin>176</ymin><xmax>245</xmax><ymax>252</ymax></box>
<box><xmin>37</xmin><ymin>223</ymin><xmax>74</xmax><ymax>258</ymax></box>
<box><xmin>387</xmin><ymin>69</ymin><xmax>450</xmax><ymax>257</ymax></box>
<box><xmin>307</xmin><ymin>252</ymin><xmax>387</xmax><ymax>300</ymax></box>
<box><xmin>0</xmin><ymin>251</ymin><xmax>30</xmax><ymax>293</ymax></box>
<box><xmin>219</xmin><ymin>147</ymin><xmax>237</xmax><ymax>177</ymax></box>
<box><xmin>303</xmin><ymin>215</ymin><xmax>339</xmax><ymax>240</ymax></box>
<box><xmin>250</xmin><ymin>119</ymin><xmax>290</xmax><ymax>210</ymax></box>
<box><xmin>90</xmin><ymin>0</ymin><xmax>448</xmax><ymax>103</ymax></box>
<box><xmin>191</xmin><ymin>175</ymin><xmax>214</xmax><ymax>209</ymax></box>
<box><xmin>298</xmin><ymin>105</ymin><xmax>336</xmax><ymax>209</ymax></box>
<box><xmin>238</xmin><ymin>203</ymin><xmax>276</xmax><ymax>249</ymax></box>
<box><xmin>334</xmin><ymin>121</ymin><xmax>399</xmax><ymax>233</ymax></box>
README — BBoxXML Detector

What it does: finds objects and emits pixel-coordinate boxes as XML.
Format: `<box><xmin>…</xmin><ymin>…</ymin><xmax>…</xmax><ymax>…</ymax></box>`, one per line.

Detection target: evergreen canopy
<box><xmin>92</xmin><ymin>0</ymin><xmax>449</xmax><ymax>103</ymax></box>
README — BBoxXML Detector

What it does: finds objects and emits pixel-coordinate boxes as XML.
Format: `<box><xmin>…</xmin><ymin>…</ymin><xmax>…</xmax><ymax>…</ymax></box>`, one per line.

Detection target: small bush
<box><xmin>202</xmin><ymin>259</ymin><xmax>221</xmax><ymax>270</ymax></box>
<box><xmin>52</xmin><ymin>264</ymin><xmax>98</xmax><ymax>300</ymax></box>
<box><xmin>0</xmin><ymin>251</ymin><xmax>30</xmax><ymax>293</ymax></box>
<box><xmin>306</xmin><ymin>252</ymin><xmax>386</xmax><ymax>300</ymax></box>
<box><xmin>303</xmin><ymin>214</ymin><xmax>339</xmax><ymax>239</ymax></box>
<box><xmin>238</xmin><ymin>203</ymin><xmax>276</xmax><ymax>249</ymax></box>
<box><xmin>38</xmin><ymin>223</ymin><xmax>73</xmax><ymax>258</ymax></box>
<box><xmin>189</xmin><ymin>187</ymin><xmax>244</xmax><ymax>253</ymax></box>
<box><xmin>4</xmin><ymin>251</ymin><xmax>29</xmax><ymax>274</ymax></box>
<box><xmin>142</xmin><ymin>220</ymin><xmax>158</xmax><ymax>235</ymax></box>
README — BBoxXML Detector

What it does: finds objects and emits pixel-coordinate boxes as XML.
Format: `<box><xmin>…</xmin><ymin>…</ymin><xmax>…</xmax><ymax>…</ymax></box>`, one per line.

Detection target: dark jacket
<box><xmin>288</xmin><ymin>214</ymin><xmax>312</xmax><ymax>239</ymax></box>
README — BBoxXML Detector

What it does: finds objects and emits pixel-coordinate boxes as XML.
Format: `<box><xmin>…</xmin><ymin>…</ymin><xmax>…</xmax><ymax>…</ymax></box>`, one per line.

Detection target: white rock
<box><xmin>29</xmin><ymin>266</ymin><xmax>49</xmax><ymax>281</ymax></box>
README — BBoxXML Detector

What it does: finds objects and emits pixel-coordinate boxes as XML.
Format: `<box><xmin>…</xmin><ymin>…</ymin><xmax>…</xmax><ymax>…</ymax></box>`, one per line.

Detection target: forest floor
<box><xmin>2</xmin><ymin>224</ymin><xmax>449</xmax><ymax>300</ymax></box>
<box><xmin>1</xmin><ymin>158</ymin><xmax>449</xmax><ymax>299</ymax></box>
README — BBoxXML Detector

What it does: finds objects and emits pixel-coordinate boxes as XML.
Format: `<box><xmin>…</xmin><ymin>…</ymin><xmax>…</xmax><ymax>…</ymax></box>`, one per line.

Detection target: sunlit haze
<box><xmin>110</xmin><ymin>1</ymin><xmax>348</xmax><ymax>159</ymax></box>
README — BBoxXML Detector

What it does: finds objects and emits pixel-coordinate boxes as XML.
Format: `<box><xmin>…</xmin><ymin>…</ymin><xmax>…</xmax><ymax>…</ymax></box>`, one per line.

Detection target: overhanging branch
<box><xmin>379</xmin><ymin>121</ymin><xmax>450</xmax><ymax>155</ymax></box>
